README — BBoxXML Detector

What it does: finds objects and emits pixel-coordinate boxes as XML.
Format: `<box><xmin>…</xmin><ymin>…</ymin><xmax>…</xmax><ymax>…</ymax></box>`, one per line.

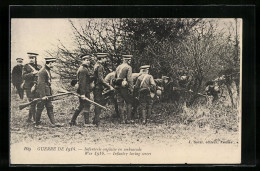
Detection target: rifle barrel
<box><xmin>59</xmin><ymin>89</ymin><xmax>110</xmax><ymax>111</ymax></box>
<box><xmin>19</xmin><ymin>92</ymin><xmax>72</xmax><ymax>110</ymax></box>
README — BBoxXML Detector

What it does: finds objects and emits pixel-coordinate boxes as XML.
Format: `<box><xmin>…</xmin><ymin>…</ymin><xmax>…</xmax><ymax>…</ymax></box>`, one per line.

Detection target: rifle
<box><xmin>19</xmin><ymin>92</ymin><xmax>73</xmax><ymax>110</ymax></box>
<box><xmin>58</xmin><ymin>89</ymin><xmax>111</xmax><ymax>111</ymax></box>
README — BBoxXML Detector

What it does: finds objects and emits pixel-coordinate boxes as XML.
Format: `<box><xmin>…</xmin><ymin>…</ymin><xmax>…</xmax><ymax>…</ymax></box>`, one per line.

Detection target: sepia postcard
<box><xmin>10</xmin><ymin>14</ymin><xmax>242</xmax><ymax>164</ymax></box>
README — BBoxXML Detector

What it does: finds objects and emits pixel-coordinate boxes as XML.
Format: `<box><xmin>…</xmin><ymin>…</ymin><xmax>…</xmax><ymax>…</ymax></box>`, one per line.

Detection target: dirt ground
<box><xmin>10</xmin><ymin>85</ymin><xmax>240</xmax><ymax>148</ymax></box>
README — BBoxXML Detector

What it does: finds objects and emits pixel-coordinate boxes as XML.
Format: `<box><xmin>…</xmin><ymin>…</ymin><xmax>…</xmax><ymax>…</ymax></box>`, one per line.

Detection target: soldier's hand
<box><xmin>109</xmin><ymin>86</ymin><xmax>114</xmax><ymax>91</ymax></box>
<box><xmin>32</xmin><ymin>71</ymin><xmax>38</xmax><ymax>75</ymax></box>
<box><xmin>80</xmin><ymin>95</ymin><xmax>85</xmax><ymax>99</ymax></box>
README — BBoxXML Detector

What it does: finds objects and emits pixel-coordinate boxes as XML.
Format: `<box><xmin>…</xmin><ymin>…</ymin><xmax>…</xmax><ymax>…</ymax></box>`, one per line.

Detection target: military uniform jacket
<box><xmin>36</xmin><ymin>65</ymin><xmax>52</xmax><ymax>98</ymax></box>
<box><xmin>115</xmin><ymin>63</ymin><xmax>133</xmax><ymax>89</ymax></box>
<box><xmin>22</xmin><ymin>63</ymin><xmax>41</xmax><ymax>89</ymax></box>
<box><xmin>132</xmin><ymin>73</ymin><xmax>142</xmax><ymax>85</ymax></box>
<box><xmin>77</xmin><ymin>65</ymin><xmax>92</xmax><ymax>95</ymax></box>
<box><xmin>154</xmin><ymin>79</ymin><xmax>165</xmax><ymax>87</ymax></box>
<box><xmin>135</xmin><ymin>74</ymin><xmax>156</xmax><ymax>92</ymax></box>
<box><xmin>12</xmin><ymin>65</ymin><xmax>23</xmax><ymax>86</ymax></box>
<box><xmin>105</xmin><ymin>71</ymin><xmax>116</xmax><ymax>86</ymax></box>
<box><xmin>94</xmin><ymin>62</ymin><xmax>110</xmax><ymax>89</ymax></box>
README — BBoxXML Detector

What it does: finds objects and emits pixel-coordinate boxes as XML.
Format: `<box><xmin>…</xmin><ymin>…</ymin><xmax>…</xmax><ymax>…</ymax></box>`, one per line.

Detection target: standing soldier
<box><xmin>69</xmin><ymin>55</ymin><xmax>94</xmax><ymax>126</ymax></box>
<box><xmin>134</xmin><ymin>65</ymin><xmax>156</xmax><ymax>124</ymax></box>
<box><xmin>114</xmin><ymin>55</ymin><xmax>134</xmax><ymax>124</ymax></box>
<box><xmin>35</xmin><ymin>57</ymin><xmax>62</xmax><ymax>128</ymax></box>
<box><xmin>12</xmin><ymin>57</ymin><xmax>24</xmax><ymax>99</ymax></box>
<box><xmin>93</xmin><ymin>53</ymin><xmax>114</xmax><ymax>126</ymax></box>
<box><xmin>104</xmin><ymin>70</ymin><xmax>119</xmax><ymax>118</ymax></box>
<box><xmin>22</xmin><ymin>52</ymin><xmax>41</xmax><ymax>122</ymax></box>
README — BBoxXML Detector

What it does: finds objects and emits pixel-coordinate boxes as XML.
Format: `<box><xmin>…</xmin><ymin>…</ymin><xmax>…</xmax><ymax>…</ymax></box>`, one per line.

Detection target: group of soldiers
<box><xmin>12</xmin><ymin>52</ymin><xmax>223</xmax><ymax>128</ymax></box>
<box><xmin>12</xmin><ymin>53</ymin><xmax>61</xmax><ymax>128</ymax></box>
<box><xmin>12</xmin><ymin>52</ymin><xmax>172</xmax><ymax>128</ymax></box>
<box><xmin>69</xmin><ymin>53</ymin><xmax>162</xmax><ymax>126</ymax></box>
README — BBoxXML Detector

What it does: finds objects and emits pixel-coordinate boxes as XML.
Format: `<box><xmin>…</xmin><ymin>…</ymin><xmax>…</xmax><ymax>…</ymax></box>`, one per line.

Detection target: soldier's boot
<box><xmin>84</xmin><ymin>112</ymin><xmax>94</xmax><ymax>127</ymax></box>
<box><xmin>69</xmin><ymin>109</ymin><xmax>81</xmax><ymax>126</ymax></box>
<box><xmin>132</xmin><ymin>106</ymin><xmax>139</xmax><ymax>120</ymax></box>
<box><xmin>126</xmin><ymin>104</ymin><xmax>134</xmax><ymax>124</ymax></box>
<box><xmin>147</xmin><ymin>105</ymin><xmax>152</xmax><ymax>123</ymax></box>
<box><xmin>114</xmin><ymin>103</ymin><xmax>120</xmax><ymax>118</ymax></box>
<box><xmin>35</xmin><ymin>107</ymin><xmax>44</xmax><ymax>128</ymax></box>
<box><xmin>93</xmin><ymin>107</ymin><xmax>101</xmax><ymax>126</ymax></box>
<box><xmin>118</xmin><ymin>105</ymin><xmax>125</xmax><ymax>124</ymax></box>
<box><xmin>83</xmin><ymin>112</ymin><xmax>90</xmax><ymax>124</ymax></box>
<box><xmin>27</xmin><ymin>111</ymin><xmax>33</xmax><ymax>123</ymax></box>
<box><xmin>46</xmin><ymin>107</ymin><xmax>59</xmax><ymax>127</ymax></box>
<box><xmin>28</xmin><ymin>107</ymin><xmax>36</xmax><ymax>122</ymax></box>
<box><xmin>141</xmin><ymin>109</ymin><xmax>147</xmax><ymax>125</ymax></box>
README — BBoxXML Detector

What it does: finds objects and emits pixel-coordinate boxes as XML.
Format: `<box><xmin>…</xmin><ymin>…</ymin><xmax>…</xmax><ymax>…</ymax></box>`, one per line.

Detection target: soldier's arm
<box><xmin>133</xmin><ymin>77</ymin><xmax>141</xmax><ymax>96</ymax></box>
<box><xmin>104</xmin><ymin>73</ymin><xmax>111</xmax><ymax>84</ymax></box>
<box><xmin>127</xmin><ymin>67</ymin><xmax>133</xmax><ymax>90</ymax></box>
<box><xmin>22</xmin><ymin>65</ymin><xmax>34</xmax><ymax>80</ymax></box>
<box><xmin>154</xmin><ymin>79</ymin><xmax>163</xmax><ymax>86</ymax></box>
<box><xmin>149</xmin><ymin>76</ymin><xmax>156</xmax><ymax>92</ymax></box>
<box><xmin>98</xmin><ymin>66</ymin><xmax>111</xmax><ymax>89</ymax></box>
<box><xmin>134</xmin><ymin>78</ymin><xmax>141</xmax><ymax>89</ymax></box>
<box><xmin>37</xmin><ymin>70</ymin><xmax>48</xmax><ymax>98</ymax></box>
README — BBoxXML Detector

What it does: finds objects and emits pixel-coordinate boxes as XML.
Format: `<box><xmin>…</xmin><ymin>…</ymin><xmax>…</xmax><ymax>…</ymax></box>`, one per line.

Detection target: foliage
<box><xmin>48</xmin><ymin>18</ymin><xmax>240</xmax><ymax>96</ymax></box>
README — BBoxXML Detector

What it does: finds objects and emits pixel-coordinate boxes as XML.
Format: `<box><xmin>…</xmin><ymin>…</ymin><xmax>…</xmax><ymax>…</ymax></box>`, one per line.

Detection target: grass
<box><xmin>10</xmin><ymin>83</ymin><xmax>240</xmax><ymax>147</ymax></box>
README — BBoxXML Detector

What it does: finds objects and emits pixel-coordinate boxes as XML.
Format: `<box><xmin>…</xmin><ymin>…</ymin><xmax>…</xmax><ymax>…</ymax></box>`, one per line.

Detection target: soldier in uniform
<box><xmin>35</xmin><ymin>57</ymin><xmax>62</xmax><ymax>128</ymax></box>
<box><xmin>104</xmin><ymin>70</ymin><xmax>119</xmax><ymax>118</ymax></box>
<box><xmin>69</xmin><ymin>55</ymin><xmax>94</xmax><ymax>126</ymax></box>
<box><xmin>154</xmin><ymin>76</ymin><xmax>170</xmax><ymax>102</ymax></box>
<box><xmin>12</xmin><ymin>57</ymin><xmax>24</xmax><ymax>99</ymax></box>
<box><xmin>134</xmin><ymin>65</ymin><xmax>156</xmax><ymax>124</ymax></box>
<box><xmin>114</xmin><ymin>55</ymin><xmax>134</xmax><ymax>124</ymax></box>
<box><xmin>22</xmin><ymin>52</ymin><xmax>41</xmax><ymax>122</ymax></box>
<box><xmin>93</xmin><ymin>53</ymin><xmax>114</xmax><ymax>126</ymax></box>
<box><xmin>154</xmin><ymin>76</ymin><xmax>170</xmax><ymax>90</ymax></box>
<box><xmin>205</xmin><ymin>81</ymin><xmax>220</xmax><ymax>103</ymax></box>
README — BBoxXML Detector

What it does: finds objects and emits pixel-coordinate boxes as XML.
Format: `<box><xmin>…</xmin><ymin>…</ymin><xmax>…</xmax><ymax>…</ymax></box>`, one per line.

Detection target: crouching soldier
<box><xmin>134</xmin><ymin>65</ymin><xmax>156</xmax><ymax>124</ymax></box>
<box><xmin>35</xmin><ymin>57</ymin><xmax>62</xmax><ymax>128</ymax></box>
<box><xmin>104</xmin><ymin>70</ymin><xmax>119</xmax><ymax>118</ymax></box>
<box><xmin>154</xmin><ymin>76</ymin><xmax>170</xmax><ymax>102</ymax></box>
<box><xmin>205</xmin><ymin>81</ymin><xmax>220</xmax><ymax>103</ymax></box>
<box><xmin>70</xmin><ymin>55</ymin><xmax>93</xmax><ymax>126</ymax></box>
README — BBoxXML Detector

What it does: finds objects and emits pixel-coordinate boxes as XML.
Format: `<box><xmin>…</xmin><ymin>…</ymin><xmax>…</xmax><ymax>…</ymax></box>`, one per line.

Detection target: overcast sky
<box><xmin>11</xmin><ymin>18</ymin><xmax>74</xmax><ymax>67</ymax></box>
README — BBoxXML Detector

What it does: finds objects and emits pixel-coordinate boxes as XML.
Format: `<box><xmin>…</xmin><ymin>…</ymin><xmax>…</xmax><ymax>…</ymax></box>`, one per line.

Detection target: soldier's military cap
<box><xmin>140</xmin><ymin>65</ymin><xmax>150</xmax><ymax>69</ymax></box>
<box><xmin>16</xmin><ymin>58</ymin><xmax>23</xmax><ymax>62</ymax></box>
<box><xmin>44</xmin><ymin>57</ymin><xmax>56</xmax><ymax>62</ymax></box>
<box><xmin>122</xmin><ymin>55</ymin><xmax>133</xmax><ymax>59</ymax></box>
<box><xmin>81</xmin><ymin>55</ymin><xmax>90</xmax><ymax>60</ymax></box>
<box><xmin>162</xmin><ymin>76</ymin><xmax>169</xmax><ymax>79</ymax></box>
<box><xmin>96</xmin><ymin>53</ymin><xmax>108</xmax><ymax>59</ymax></box>
<box><xmin>27</xmin><ymin>52</ymin><xmax>39</xmax><ymax>57</ymax></box>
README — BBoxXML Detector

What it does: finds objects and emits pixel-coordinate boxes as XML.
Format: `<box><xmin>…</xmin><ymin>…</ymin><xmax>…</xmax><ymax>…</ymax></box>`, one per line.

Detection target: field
<box><xmin>10</xmin><ymin>83</ymin><xmax>240</xmax><ymax>148</ymax></box>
